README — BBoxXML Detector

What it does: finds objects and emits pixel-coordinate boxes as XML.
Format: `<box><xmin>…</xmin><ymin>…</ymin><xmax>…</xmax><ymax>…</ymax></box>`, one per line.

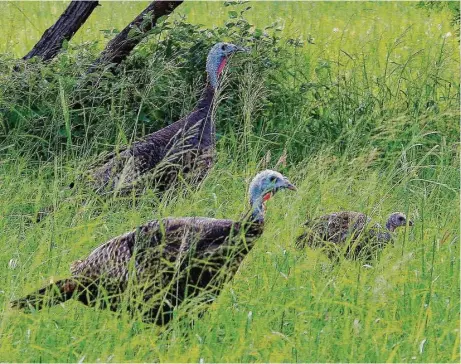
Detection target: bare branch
<box><xmin>90</xmin><ymin>0</ymin><xmax>184</xmax><ymax>71</ymax></box>
<box><xmin>22</xmin><ymin>1</ymin><xmax>99</xmax><ymax>62</ymax></box>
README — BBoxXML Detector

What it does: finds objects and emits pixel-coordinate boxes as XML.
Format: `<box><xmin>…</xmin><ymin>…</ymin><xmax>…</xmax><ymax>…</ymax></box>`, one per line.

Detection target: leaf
<box><xmin>58</xmin><ymin>126</ymin><xmax>68</xmax><ymax>137</ymax></box>
<box><xmin>254</xmin><ymin>28</ymin><xmax>263</xmax><ymax>38</ymax></box>
<box><xmin>228</xmin><ymin>11</ymin><xmax>238</xmax><ymax>19</ymax></box>
<box><xmin>156</xmin><ymin>15</ymin><xmax>167</xmax><ymax>24</ymax></box>
<box><xmin>127</xmin><ymin>26</ymin><xmax>141</xmax><ymax>39</ymax></box>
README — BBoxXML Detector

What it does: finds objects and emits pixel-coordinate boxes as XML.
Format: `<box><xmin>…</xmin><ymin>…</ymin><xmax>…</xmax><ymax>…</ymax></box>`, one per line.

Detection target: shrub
<box><xmin>0</xmin><ymin>1</ymin><xmax>458</xmax><ymax>171</ymax></box>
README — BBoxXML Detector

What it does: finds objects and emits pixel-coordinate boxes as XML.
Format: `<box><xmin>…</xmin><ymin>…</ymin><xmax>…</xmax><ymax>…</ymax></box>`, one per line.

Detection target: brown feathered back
<box><xmin>20</xmin><ymin>169</ymin><xmax>296</xmax><ymax>324</ymax></box>
<box><xmin>88</xmin><ymin>85</ymin><xmax>216</xmax><ymax>194</ymax></box>
<box><xmin>296</xmin><ymin>211</ymin><xmax>392</xmax><ymax>259</ymax></box>
<box><xmin>12</xmin><ymin>216</ymin><xmax>263</xmax><ymax>324</ymax></box>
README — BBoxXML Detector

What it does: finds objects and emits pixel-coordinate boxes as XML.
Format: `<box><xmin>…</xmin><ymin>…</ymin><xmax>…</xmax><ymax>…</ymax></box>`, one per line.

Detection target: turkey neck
<box><xmin>183</xmin><ymin>80</ymin><xmax>216</xmax><ymax>146</ymax></box>
<box><xmin>240</xmin><ymin>197</ymin><xmax>265</xmax><ymax>226</ymax></box>
<box><xmin>196</xmin><ymin>80</ymin><xmax>215</xmax><ymax>111</ymax></box>
<box><xmin>385</xmin><ymin>220</ymin><xmax>395</xmax><ymax>232</ymax></box>
<box><xmin>242</xmin><ymin>214</ymin><xmax>265</xmax><ymax>254</ymax></box>
<box><xmin>250</xmin><ymin>204</ymin><xmax>264</xmax><ymax>224</ymax></box>
<box><xmin>373</xmin><ymin>230</ymin><xmax>392</xmax><ymax>242</ymax></box>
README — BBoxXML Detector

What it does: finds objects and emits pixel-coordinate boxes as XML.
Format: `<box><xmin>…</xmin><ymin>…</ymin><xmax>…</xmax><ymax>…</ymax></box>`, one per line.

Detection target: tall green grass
<box><xmin>0</xmin><ymin>1</ymin><xmax>459</xmax><ymax>362</ymax></box>
<box><xmin>0</xmin><ymin>146</ymin><xmax>458</xmax><ymax>362</ymax></box>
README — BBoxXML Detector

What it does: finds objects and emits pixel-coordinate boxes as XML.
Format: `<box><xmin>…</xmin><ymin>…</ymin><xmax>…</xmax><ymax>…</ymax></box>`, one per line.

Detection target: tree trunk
<box><xmin>22</xmin><ymin>1</ymin><xmax>99</xmax><ymax>62</ymax></box>
<box><xmin>90</xmin><ymin>0</ymin><xmax>183</xmax><ymax>71</ymax></box>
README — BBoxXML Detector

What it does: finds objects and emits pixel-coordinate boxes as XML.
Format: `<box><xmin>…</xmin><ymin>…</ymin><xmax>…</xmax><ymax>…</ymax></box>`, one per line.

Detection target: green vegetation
<box><xmin>0</xmin><ymin>1</ymin><xmax>459</xmax><ymax>362</ymax></box>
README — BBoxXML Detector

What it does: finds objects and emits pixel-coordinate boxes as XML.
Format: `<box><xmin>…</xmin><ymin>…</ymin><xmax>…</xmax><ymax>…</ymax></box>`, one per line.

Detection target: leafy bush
<box><xmin>0</xmin><ymin>1</ymin><xmax>458</xmax><ymax>170</ymax></box>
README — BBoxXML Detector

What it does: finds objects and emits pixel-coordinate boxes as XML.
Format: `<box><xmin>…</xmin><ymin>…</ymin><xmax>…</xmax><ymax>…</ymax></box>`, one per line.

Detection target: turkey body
<box><xmin>36</xmin><ymin>42</ymin><xmax>248</xmax><ymax>222</ymax></box>
<box><xmin>18</xmin><ymin>169</ymin><xmax>296</xmax><ymax>325</ymax></box>
<box><xmin>296</xmin><ymin>211</ymin><xmax>391</xmax><ymax>259</ymax></box>
<box><xmin>89</xmin><ymin>85</ymin><xmax>215</xmax><ymax>194</ymax></box>
<box><xmin>13</xmin><ymin>216</ymin><xmax>263</xmax><ymax>324</ymax></box>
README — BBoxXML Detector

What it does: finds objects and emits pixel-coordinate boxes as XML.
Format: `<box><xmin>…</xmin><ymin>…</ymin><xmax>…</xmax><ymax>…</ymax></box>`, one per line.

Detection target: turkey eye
<box><xmin>399</xmin><ymin>217</ymin><xmax>404</xmax><ymax>221</ymax></box>
<box><xmin>221</xmin><ymin>44</ymin><xmax>227</xmax><ymax>51</ymax></box>
<box><xmin>270</xmin><ymin>176</ymin><xmax>277</xmax><ymax>183</ymax></box>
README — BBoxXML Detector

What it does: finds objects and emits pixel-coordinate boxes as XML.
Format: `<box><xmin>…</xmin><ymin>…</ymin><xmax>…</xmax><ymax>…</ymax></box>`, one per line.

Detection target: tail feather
<box><xmin>11</xmin><ymin>279</ymin><xmax>77</xmax><ymax>311</ymax></box>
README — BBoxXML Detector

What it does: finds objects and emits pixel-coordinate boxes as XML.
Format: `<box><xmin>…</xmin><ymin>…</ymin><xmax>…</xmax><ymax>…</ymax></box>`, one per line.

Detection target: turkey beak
<box><xmin>235</xmin><ymin>46</ymin><xmax>250</xmax><ymax>53</ymax></box>
<box><xmin>285</xmin><ymin>181</ymin><xmax>297</xmax><ymax>191</ymax></box>
<box><xmin>408</xmin><ymin>220</ymin><xmax>414</xmax><ymax>226</ymax></box>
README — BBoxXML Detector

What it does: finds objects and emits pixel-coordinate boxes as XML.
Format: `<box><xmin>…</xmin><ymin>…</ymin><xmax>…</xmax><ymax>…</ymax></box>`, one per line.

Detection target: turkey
<box><xmin>35</xmin><ymin>42</ymin><xmax>247</xmax><ymax>222</ymax></box>
<box><xmin>86</xmin><ymin>42</ymin><xmax>248</xmax><ymax>194</ymax></box>
<box><xmin>296</xmin><ymin>211</ymin><xmax>413</xmax><ymax>259</ymax></box>
<box><xmin>12</xmin><ymin>170</ymin><xmax>296</xmax><ymax>324</ymax></box>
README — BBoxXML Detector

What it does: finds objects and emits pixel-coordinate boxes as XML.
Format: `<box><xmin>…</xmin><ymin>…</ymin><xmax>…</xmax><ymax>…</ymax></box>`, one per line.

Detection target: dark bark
<box><xmin>89</xmin><ymin>0</ymin><xmax>183</xmax><ymax>71</ymax></box>
<box><xmin>22</xmin><ymin>1</ymin><xmax>99</xmax><ymax>61</ymax></box>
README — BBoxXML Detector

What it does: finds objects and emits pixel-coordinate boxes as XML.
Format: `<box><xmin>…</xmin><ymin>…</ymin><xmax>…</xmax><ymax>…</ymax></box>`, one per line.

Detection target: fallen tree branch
<box><xmin>22</xmin><ymin>1</ymin><xmax>99</xmax><ymax>62</ymax></box>
<box><xmin>89</xmin><ymin>0</ymin><xmax>183</xmax><ymax>72</ymax></box>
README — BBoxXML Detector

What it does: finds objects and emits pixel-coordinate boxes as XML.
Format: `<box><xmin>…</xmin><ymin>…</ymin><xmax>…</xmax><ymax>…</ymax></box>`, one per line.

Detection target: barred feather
<box><xmin>13</xmin><ymin>216</ymin><xmax>263</xmax><ymax>324</ymax></box>
<box><xmin>88</xmin><ymin>85</ymin><xmax>216</xmax><ymax>194</ymax></box>
<box><xmin>296</xmin><ymin>211</ymin><xmax>393</xmax><ymax>259</ymax></box>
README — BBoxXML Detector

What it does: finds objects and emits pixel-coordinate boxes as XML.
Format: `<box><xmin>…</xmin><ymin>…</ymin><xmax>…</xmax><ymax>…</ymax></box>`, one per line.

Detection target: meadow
<box><xmin>0</xmin><ymin>1</ymin><xmax>459</xmax><ymax>362</ymax></box>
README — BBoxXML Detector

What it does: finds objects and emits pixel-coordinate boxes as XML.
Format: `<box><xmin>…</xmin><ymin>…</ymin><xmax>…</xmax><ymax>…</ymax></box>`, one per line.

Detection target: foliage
<box><xmin>0</xmin><ymin>1</ymin><xmax>458</xmax><ymax>167</ymax></box>
<box><xmin>0</xmin><ymin>1</ymin><xmax>459</xmax><ymax>362</ymax></box>
<box><xmin>0</xmin><ymin>146</ymin><xmax>459</xmax><ymax>362</ymax></box>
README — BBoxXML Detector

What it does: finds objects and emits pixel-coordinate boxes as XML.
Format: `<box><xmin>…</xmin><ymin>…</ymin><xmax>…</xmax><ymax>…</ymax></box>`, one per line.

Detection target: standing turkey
<box><xmin>86</xmin><ymin>42</ymin><xmax>248</xmax><ymax>194</ymax></box>
<box><xmin>296</xmin><ymin>211</ymin><xmax>413</xmax><ymax>259</ymax></box>
<box><xmin>36</xmin><ymin>42</ymin><xmax>247</xmax><ymax>222</ymax></box>
<box><xmin>13</xmin><ymin>170</ymin><xmax>296</xmax><ymax>324</ymax></box>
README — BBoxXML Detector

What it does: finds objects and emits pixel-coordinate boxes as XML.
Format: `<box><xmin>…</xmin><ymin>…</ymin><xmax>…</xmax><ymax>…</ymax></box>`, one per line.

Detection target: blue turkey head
<box><xmin>206</xmin><ymin>42</ymin><xmax>248</xmax><ymax>89</ymax></box>
<box><xmin>249</xmin><ymin>169</ymin><xmax>296</xmax><ymax>222</ymax></box>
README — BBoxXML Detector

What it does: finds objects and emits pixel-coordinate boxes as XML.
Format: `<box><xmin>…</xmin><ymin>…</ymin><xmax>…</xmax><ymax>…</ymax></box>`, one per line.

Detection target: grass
<box><xmin>0</xmin><ymin>1</ymin><xmax>459</xmax><ymax>362</ymax></box>
<box><xmin>1</xmin><ymin>149</ymin><xmax>459</xmax><ymax>362</ymax></box>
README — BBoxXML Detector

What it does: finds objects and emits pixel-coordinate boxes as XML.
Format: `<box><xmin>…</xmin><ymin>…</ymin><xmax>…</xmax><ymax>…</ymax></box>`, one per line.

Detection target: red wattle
<box><xmin>263</xmin><ymin>193</ymin><xmax>272</xmax><ymax>202</ymax></box>
<box><xmin>217</xmin><ymin>58</ymin><xmax>227</xmax><ymax>75</ymax></box>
